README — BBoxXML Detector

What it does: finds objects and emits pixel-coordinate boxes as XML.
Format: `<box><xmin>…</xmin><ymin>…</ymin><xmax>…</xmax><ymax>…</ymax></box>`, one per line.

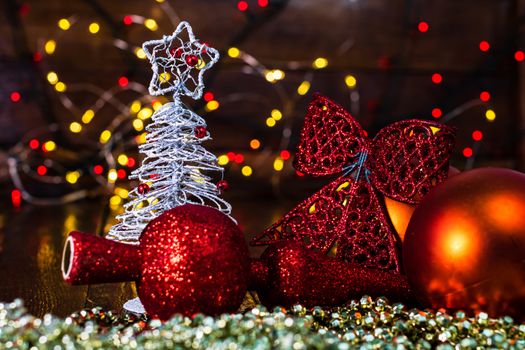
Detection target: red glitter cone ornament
<box><xmin>252</xmin><ymin>94</ymin><xmax>456</xmax><ymax>273</ymax></box>
<box><xmin>250</xmin><ymin>241</ymin><xmax>414</xmax><ymax>307</ymax></box>
<box><xmin>63</xmin><ymin>204</ymin><xmax>250</xmax><ymax>320</ymax></box>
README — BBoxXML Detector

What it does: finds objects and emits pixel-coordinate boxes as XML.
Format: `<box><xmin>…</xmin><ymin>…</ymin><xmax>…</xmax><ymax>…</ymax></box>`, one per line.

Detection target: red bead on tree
<box><xmin>170</xmin><ymin>47</ymin><xmax>183</xmax><ymax>58</ymax></box>
<box><xmin>217</xmin><ymin>180</ymin><xmax>229</xmax><ymax>193</ymax></box>
<box><xmin>137</xmin><ymin>184</ymin><xmax>150</xmax><ymax>195</ymax></box>
<box><xmin>186</xmin><ymin>54</ymin><xmax>199</xmax><ymax>66</ymax></box>
<box><xmin>194</xmin><ymin>126</ymin><xmax>207</xmax><ymax>139</ymax></box>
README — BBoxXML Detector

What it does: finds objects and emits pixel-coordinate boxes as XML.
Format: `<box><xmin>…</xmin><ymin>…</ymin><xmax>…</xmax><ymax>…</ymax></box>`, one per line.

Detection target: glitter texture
<box><xmin>64</xmin><ymin>204</ymin><xmax>250</xmax><ymax>320</ymax></box>
<box><xmin>252</xmin><ymin>94</ymin><xmax>456</xmax><ymax>273</ymax></box>
<box><xmin>250</xmin><ymin>241</ymin><xmax>413</xmax><ymax>307</ymax></box>
<box><xmin>2</xmin><ymin>298</ymin><xmax>525</xmax><ymax>349</ymax></box>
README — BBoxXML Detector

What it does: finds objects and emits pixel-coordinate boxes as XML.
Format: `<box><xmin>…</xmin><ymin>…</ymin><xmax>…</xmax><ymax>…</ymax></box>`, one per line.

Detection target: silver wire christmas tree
<box><xmin>107</xmin><ymin>21</ymin><xmax>232</xmax><ymax>244</ymax></box>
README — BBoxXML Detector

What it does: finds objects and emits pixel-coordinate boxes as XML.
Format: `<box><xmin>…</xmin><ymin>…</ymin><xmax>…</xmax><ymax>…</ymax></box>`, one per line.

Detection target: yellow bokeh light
<box><xmin>88</xmin><ymin>22</ymin><xmax>100</xmax><ymax>34</ymax></box>
<box><xmin>297</xmin><ymin>81</ymin><xmax>310</xmax><ymax>95</ymax></box>
<box><xmin>47</xmin><ymin>71</ymin><xmax>59</xmax><ymax>85</ymax></box>
<box><xmin>117</xmin><ymin>154</ymin><xmax>129</xmax><ymax>166</ymax></box>
<box><xmin>138</xmin><ymin>107</ymin><xmax>153</xmax><ymax>120</ymax></box>
<box><xmin>44</xmin><ymin>141</ymin><xmax>56</xmax><ymax>152</ymax></box>
<box><xmin>313</xmin><ymin>57</ymin><xmax>328</xmax><ymax>69</ymax></box>
<box><xmin>266</xmin><ymin>117</ymin><xmax>276</xmax><ymax>127</ymax></box>
<box><xmin>273</xmin><ymin>158</ymin><xmax>284</xmax><ymax>171</ymax></box>
<box><xmin>58</xmin><ymin>19</ymin><xmax>71</xmax><ymax>31</ymax></box>
<box><xmin>156</xmin><ymin>0</ymin><xmax>165</xmax><ymax>2</ymax></box>
<box><xmin>264</xmin><ymin>70</ymin><xmax>275</xmax><ymax>83</ymax></box>
<box><xmin>144</xmin><ymin>18</ymin><xmax>158</xmax><ymax>31</ymax></box>
<box><xmin>69</xmin><ymin>122</ymin><xmax>82</xmax><ymax>133</ymax></box>
<box><xmin>135</xmin><ymin>48</ymin><xmax>147</xmax><ymax>59</ymax></box>
<box><xmin>485</xmin><ymin>109</ymin><xmax>496</xmax><ymax>122</ymax></box>
<box><xmin>66</xmin><ymin>171</ymin><xmax>80</xmax><ymax>184</ymax></box>
<box><xmin>271</xmin><ymin>109</ymin><xmax>282</xmax><ymax>120</ymax></box>
<box><xmin>133</xmin><ymin>119</ymin><xmax>144</xmax><ymax>131</ymax></box>
<box><xmin>99</xmin><ymin>130</ymin><xmax>112</xmax><ymax>144</ymax></box>
<box><xmin>159</xmin><ymin>72</ymin><xmax>170</xmax><ymax>82</ymax></box>
<box><xmin>137</xmin><ymin>132</ymin><xmax>147</xmax><ymax>144</ymax></box>
<box><xmin>345</xmin><ymin>75</ymin><xmax>357</xmax><ymax>88</ymax></box>
<box><xmin>250</xmin><ymin>139</ymin><xmax>261</xmax><ymax>150</ymax></box>
<box><xmin>81</xmin><ymin>110</ymin><xmax>95</xmax><ymax>124</ymax></box>
<box><xmin>217</xmin><ymin>155</ymin><xmax>229</xmax><ymax>166</ymax></box>
<box><xmin>152</xmin><ymin>100</ymin><xmax>163</xmax><ymax>110</ymax></box>
<box><xmin>205</xmin><ymin>100</ymin><xmax>219</xmax><ymax>111</ymax></box>
<box><xmin>114</xmin><ymin>187</ymin><xmax>129</xmax><ymax>199</ymax></box>
<box><xmin>45</xmin><ymin>40</ymin><xmax>56</xmax><ymax>55</ymax></box>
<box><xmin>55</xmin><ymin>82</ymin><xmax>66</xmax><ymax>92</ymax></box>
<box><xmin>227</xmin><ymin>47</ymin><xmax>240</xmax><ymax>58</ymax></box>
<box><xmin>130</xmin><ymin>100</ymin><xmax>141</xmax><ymax>114</ymax></box>
<box><xmin>272</xmin><ymin>69</ymin><xmax>285</xmax><ymax>80</ymax></box>
<box><xmin>241</xmin><ymin>166</ymin><xmax>253</xmax><ymax>177</ymax></box>
<box><xmin>108</xmin><ymin>169</ymin><xmax>118</xmax><ymax>183</ymax></box>
<box><xmin>109</xmin><ymin>194</ymin><xmax>122</xmax><ymax>206</ymax></box>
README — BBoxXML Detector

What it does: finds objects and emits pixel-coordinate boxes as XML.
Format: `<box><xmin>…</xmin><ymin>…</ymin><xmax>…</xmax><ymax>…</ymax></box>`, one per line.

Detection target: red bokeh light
<box><xmin>463</xmin><ymin>147</ymin><xmax>473</xmax><ymax>158</ymax></box>
<box><xmin>203</xmin><ymin>92</ymin><xmax>214</xmax><ymax>102</ymax></box>
<box><xmin>33</xmin><ymin>52</ymin><xmax>42</xmax><ymax>62</ymax></box>
<box><xmin>237</xmin><ymin>1</ymin><xmax>248</xmax><ymax>11</ymax></box>
<box><xmin>515</xmin><ymin>50</ymin><xmax>525</xmax><ymax>62</ymax></box>
<box><xmin>123</xmin><ymin>15</ymin><xmax>133</xmax><ymax>25</ymax></box>
<box><xmin>431</xmin><ymin>108</ymin><xmax>442</xmax><ymax>119</ymax></box>
<box><xmin>479</xmin><ymin>91</ymin><xmax>490</xmax><ymax>102</ymax></box>
<box><xmin>431</xmin><ymin>73</ymin><xmax>442</xmax><ymax>84</ymax></box>
<box><xmin>234</xmin><ymin>154</ymin><xmax>244</xmax><ymax>164</ymax></box>
<box><xmin>19</xmin><ymin>4</ymin><xmax>30</xmax><ymax>16</ymax></box>
<box><xmin>472</xmin><ymin>130</ymin><xmax>483</xmax><ymax>141</ymax></box>
<box><xmin>258</xmin><ymin>0</ymin><xmax>269</xmax><ymax>7</ymax></box>
<box><xmin>118</xmin><ymin>76</ymin><xmax>129</xmax><ymax>87</ymax></box>
<box><xmin>479</xmin><ymin>40</ymin><xmax>490</xmax><ymax>52</ymax></box>
<box><xmin>227</xmin><ymin>152</ymin><xmax>236</xmax><ymax>161</ymax></box>
<box><xmin>280</xmin><ymin>150</ymin><xmax>291</xmax><ymax>160</ymax></box>
<box><xmin>417</xmin><ymin>21</ymin><xmax>429</xmax><ymax>33</ymax></box>
<box><xmin>37</xmin><ymin>165</ymin><xmax>47</xmax><ymax>176</ymax></box>
<box><xmin>93</xmin><ymin>165</ymin><xmax>104</xmax><ymax>175</ymax></box>
<box><xmin>11</xmin><ymin>189</ymin><xmax>22</xmax><ymax>208</ymax></box>
<box><xmin>29</xmin><ymin>139</ymin><xmax>40</xmax><ymax>150</ymax></box>
<box><xmin>10</xmin><ymin>91</ymin><xmax>21</xmax><ymax>102</ymax></box>
<box><xmin>117</xmin><ymin>169</ymin><xmax>127</xmax><ymax>179</ymax></box>
<box><xmin>295</xmin><ymin>170</ymin><xmax>304</xmax><ymax>177</ymax></box>
<box><xmin>127</xmin><ymin>157</ymin><xmax>136</xmax><ymax>168</ymax></box>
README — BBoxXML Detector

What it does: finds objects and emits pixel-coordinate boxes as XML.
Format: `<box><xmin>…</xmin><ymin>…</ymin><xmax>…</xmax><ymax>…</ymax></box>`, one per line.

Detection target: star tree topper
<box><xmin>142</xmin><ymin>21</ymin><xmax>219</xmax><ymax>99</ymax></box>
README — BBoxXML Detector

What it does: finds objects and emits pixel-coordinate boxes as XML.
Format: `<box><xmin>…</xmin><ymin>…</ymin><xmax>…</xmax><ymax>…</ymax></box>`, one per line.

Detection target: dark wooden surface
<box><xmin>0</xmin><ymin>194</ymin><xmax>294</xmax><ymax>317</ymax></box>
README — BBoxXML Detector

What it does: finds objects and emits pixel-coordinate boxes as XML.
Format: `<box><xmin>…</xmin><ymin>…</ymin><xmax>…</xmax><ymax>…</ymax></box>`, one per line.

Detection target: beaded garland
<box><xmin>2</xmin><ymin>297</ymin><xmax>525</xmax><ymax>349</ymax></box>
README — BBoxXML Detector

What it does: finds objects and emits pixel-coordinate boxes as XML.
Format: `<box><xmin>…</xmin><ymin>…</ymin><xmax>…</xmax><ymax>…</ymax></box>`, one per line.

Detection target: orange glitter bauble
<box><xmin>403</xmin><ymin>168</ymin><xmax>525</xmax><ymax>319</ymax></box>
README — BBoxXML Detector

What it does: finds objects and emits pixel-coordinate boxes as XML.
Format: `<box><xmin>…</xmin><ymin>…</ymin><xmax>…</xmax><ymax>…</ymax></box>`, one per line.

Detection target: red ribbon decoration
<box><xmin>251</xmin><ymin>94</ymin><xmax>456</xmax><ymax>273</ymax></box>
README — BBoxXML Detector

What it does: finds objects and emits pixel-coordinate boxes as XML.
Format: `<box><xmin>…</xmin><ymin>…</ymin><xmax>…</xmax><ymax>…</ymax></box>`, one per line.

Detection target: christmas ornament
<box><xmin>107</xmin><ymin>21</ymin><xmax>231</xmax><ymax>245</ymax></box>
<box><xmin>216</xmin><ymin>179</ymin><xmax>229</xmax><ymax>192</ymax></box>
<box><xmin>4</xmin><ymin>298</ymin><xmax>525</xmax><ymax>349</ymax></box>
<box><xmin>384</xmin><ymin>197</ymin><xmax>415</xmax><ymax>242</ymax></box>
<box><xmin>250</xmin><ymin>241</ymin><xmax>413</xmax><ymax>307</ymax></box>
<box><xmin>252</xmin><ymin>94</ymin><xmax>456</xmax><ymax>273</ymax></box>
<box><xmin>404</xmin><ymin>167</ymin><xmax>525</xmax><ymax>319</ymax></box>
<box><xmin>63</xmin><ymin>204</ymin><xmax>250</xmax><ymax>320</ymax></box>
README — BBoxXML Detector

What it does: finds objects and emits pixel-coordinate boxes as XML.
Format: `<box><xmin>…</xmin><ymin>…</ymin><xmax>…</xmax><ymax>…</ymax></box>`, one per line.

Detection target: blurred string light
<box><xmin>8</xmin><ymin>5</ymin><xmax>501</xmax><ymax>207</ymax></box>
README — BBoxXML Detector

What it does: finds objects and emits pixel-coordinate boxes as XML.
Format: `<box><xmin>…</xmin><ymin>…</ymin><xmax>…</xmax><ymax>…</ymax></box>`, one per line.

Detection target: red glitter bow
<box><xmin>251</xmin><ymin>94</ymin><xmax>456</xmax><ymax>273</ymax></box>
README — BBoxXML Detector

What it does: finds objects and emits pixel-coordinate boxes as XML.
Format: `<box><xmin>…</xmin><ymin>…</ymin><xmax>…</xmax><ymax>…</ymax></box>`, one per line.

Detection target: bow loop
<box><xmin>293</xmin><ymin>94</ymin><xmax>368</xmax><ymax>176</ymax></box>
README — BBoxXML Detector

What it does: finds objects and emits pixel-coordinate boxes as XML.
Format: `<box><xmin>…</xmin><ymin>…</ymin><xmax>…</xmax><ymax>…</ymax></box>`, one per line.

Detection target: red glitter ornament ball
<box><xmin>185</xmin><ymin>54</ymin><xmax>199</xmax><ymax>66</ymax></box>
<box><xmin>63</xmin><ymin>204</ymin><xmax>250</xmax><ymax>320</ymax></box>
<box><xmin>137</xmin><ymin>183</ymin><xmax>150</xmax><ymax>195</ymax></box>
<box><xmin>404</xmin><ymin>168</ymin><xmax>525</xmax><ymax>319</ymax></box>
<box><xmin>194</xmin><ymin>126</ymin><xmax>207</xmax><ymax>139</ymax></box>
<box><xmin>250</xmin><ymin>241</ymin><xmax>413</xmax><ymax>307</ymax></box>
<box><xmin>216</xmin><ymin>180</ymin><xmax>229</xmax><ymax>193</ymax></box>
